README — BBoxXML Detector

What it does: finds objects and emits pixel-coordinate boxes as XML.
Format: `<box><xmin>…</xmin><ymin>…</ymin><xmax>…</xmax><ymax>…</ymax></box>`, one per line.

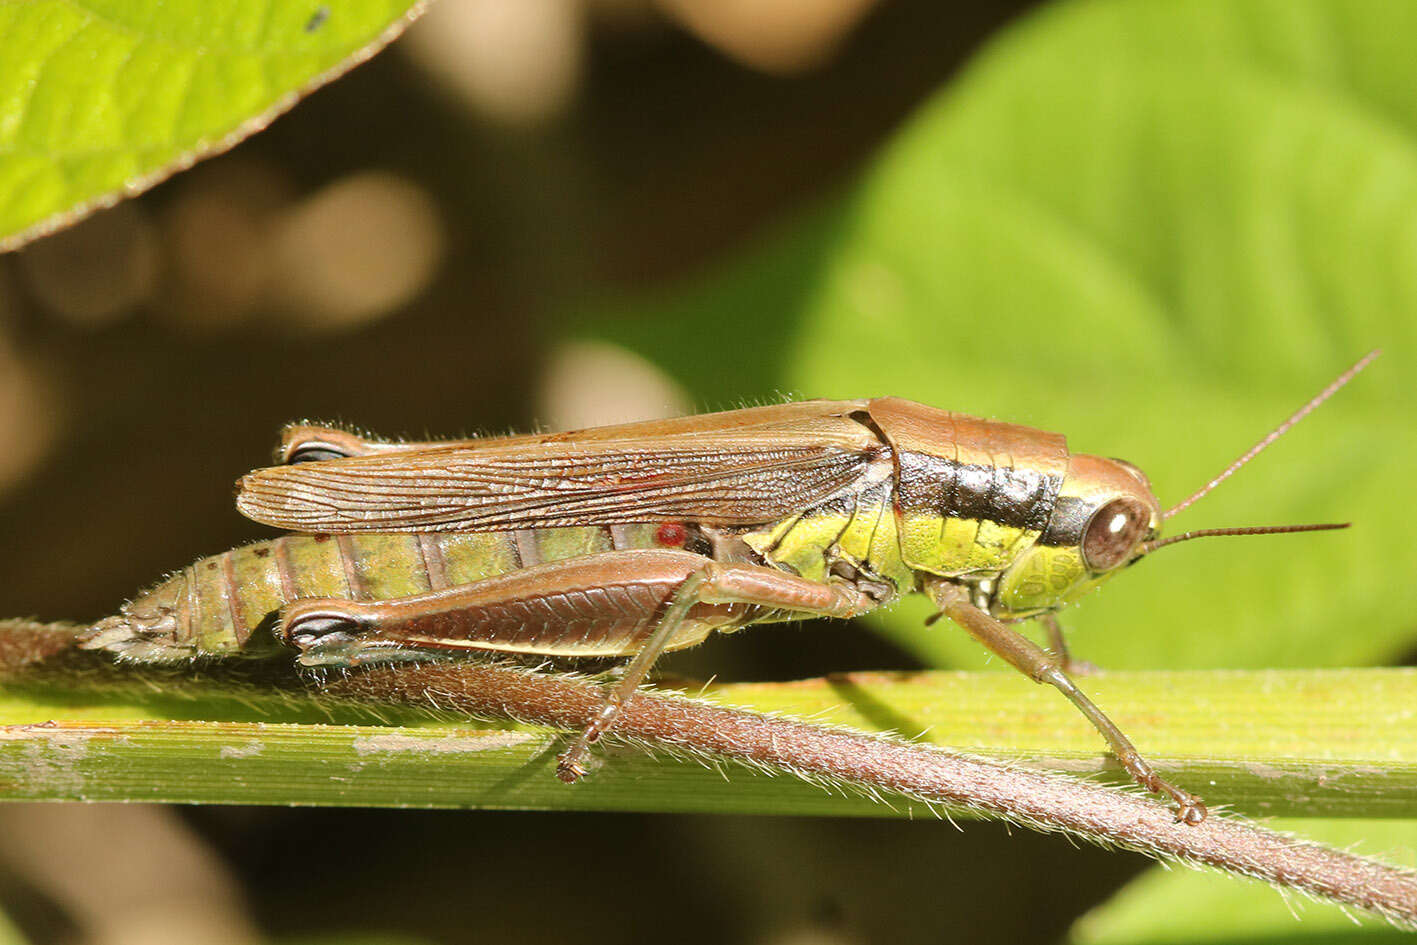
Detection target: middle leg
<box><xmin>1040</xmin><ymin>612</ymin><xmax>1098</xmax><ymax>677</ymax></box>
<box><xmin>556</xmin><ymin>561</ymin><xmax>878</xmax><ymax>782</ymax></box>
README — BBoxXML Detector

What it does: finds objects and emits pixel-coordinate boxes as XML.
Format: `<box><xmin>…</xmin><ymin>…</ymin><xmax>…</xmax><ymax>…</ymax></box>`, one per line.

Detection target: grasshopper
<box><xmin>82</xmin><ymin>353</ymin><xmax>1376</xmax><ymax>823</ymax></box>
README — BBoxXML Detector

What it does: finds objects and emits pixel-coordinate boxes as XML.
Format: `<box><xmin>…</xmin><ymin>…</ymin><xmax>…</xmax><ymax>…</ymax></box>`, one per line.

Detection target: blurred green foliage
<box><xmin>0</xmin><ymin>910</ymin><xmax>25</xmax><ymax>945</ymax></box>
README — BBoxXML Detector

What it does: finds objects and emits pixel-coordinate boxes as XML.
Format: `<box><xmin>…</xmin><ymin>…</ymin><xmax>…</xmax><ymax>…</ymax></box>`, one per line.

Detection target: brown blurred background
<box><xmin>0</xmin><ymin>2</ymin><xmax>1154</xmax><ymax>943</ymax></box>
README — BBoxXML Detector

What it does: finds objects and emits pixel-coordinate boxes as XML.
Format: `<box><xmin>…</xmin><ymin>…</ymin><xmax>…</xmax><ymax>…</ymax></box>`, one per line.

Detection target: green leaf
<box><xmin>1070</xmin><ymin>819</ymin><xmax>1417</xmax><ymax>944</ymax></box>
<box><xmin>2</xmin><ymin>669</ymin><xmax>1413</xmax><ymax>817</ymax></box>
<box><xmin>0</xmin><ymin>0</ymin><xmax>424</xmax><ymax>250</ymax></box>
<box><xmin>0</xmin><ymin>908</ymin><xmax>29</xmax><ymax>945</ymax></box>
<box><xmin>584</xmin><ymin>0</ymin><xmax>1417</xmax><ymax>673</ymax></box>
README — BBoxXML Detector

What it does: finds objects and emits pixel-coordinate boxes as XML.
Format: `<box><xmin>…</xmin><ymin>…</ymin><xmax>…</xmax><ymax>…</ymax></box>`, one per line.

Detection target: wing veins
<box><xmin>238</xmin><ymin>436</ymin><xmax>878</xmax><ymax>532</ymax></box>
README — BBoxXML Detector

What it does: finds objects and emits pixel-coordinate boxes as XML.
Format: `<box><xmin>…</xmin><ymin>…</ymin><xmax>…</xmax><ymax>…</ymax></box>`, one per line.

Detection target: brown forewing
<box><xmin>238</xmin><ymin>400</ymin><xmax>885</xmax><ymax>533</ymax></box>
<box><xmin>279</xmin><ymin>399</ymin><xmax>872</xmax><ymax>457</ymax></box>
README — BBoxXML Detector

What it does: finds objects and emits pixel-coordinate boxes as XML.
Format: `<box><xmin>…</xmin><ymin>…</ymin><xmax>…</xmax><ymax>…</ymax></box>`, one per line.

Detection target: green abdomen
<box><xmin>136</xmin><ymin>525</ymin><xmax>668</xmax><ymax>658</ymax></box>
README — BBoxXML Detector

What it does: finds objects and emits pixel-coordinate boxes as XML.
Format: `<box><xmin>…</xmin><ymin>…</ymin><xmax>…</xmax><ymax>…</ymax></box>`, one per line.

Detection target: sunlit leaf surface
<box><xmin>0</xmin><ymin>0</ymin><xmax>424</xmax><ymax>250</ymax></box>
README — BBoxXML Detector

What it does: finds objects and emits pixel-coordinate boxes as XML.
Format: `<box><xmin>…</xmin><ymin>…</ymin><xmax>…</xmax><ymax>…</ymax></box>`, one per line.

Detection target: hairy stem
<box><xmin>324</xmin><ymin>660</ymin><xmax>1417</xmax><ymax>926</ymax></box>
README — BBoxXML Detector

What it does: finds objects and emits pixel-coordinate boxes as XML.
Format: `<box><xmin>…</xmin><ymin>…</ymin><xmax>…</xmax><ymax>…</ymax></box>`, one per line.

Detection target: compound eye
<box><xmin>285</xmin><ymin>442</ymin><xmax>352</xmax><ymax>464</ymax></box>
<box><xmin>1081</xmin><ymin>498</ymin><xmax>1151</xmax><ymax>571</ymax></box>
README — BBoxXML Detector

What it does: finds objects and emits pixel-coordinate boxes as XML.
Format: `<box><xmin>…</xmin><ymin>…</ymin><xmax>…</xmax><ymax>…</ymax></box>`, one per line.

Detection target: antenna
<box><xmin>1163</xmin><ymin>350</ymin><xmax>1380</xmax><ymax>520</ymax></box>
<box><xmin>1143</xmin><ymin>521</ymin><xmax>1349</xmax><ymax>555</ymax></box>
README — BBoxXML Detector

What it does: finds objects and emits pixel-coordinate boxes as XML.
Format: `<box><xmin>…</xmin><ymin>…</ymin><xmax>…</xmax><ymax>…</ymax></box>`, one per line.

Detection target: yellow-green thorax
<box><xmin>743</xmin><ymin>398</ymin><xmax>1162</xmax><ymax>619</ymax></box>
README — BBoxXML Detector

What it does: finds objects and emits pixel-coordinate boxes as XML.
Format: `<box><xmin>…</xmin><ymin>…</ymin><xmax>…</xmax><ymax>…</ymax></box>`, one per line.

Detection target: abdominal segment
<box><xmin>85</xmin><ymin>526</ymin><xmax>713</xmax><ymax>662</ymax></box>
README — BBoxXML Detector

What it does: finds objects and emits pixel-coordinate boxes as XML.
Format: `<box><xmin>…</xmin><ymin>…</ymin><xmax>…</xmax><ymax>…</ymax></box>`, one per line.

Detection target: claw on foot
<box><xmin>1121</xmin><ymin>751</ymin><xmax>1207</xmax><ymax>825</ymax></box>
<box><xmin>1151</xmin><ymin>778</ymin><xmax>1208</xmax><ymax>825</ymax></box>
<box><xmin>555</xmin><ymin>754</ymin><xmax>588</xmax><ymax>783</ymax></box>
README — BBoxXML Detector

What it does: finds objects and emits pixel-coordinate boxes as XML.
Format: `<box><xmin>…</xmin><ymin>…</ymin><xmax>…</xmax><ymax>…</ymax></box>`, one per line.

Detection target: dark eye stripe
<box><xmin>1038</xmin><ymin>496</ymin><xmax>1092</xmax><ymax>547</ymax></box>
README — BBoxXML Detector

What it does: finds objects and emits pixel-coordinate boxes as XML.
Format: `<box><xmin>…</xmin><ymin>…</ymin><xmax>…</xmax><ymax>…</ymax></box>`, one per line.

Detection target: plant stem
<box><xmin>323</xmin><ymin>659</ymin><xmax>1417</xmax><ymax>926</ymax></box>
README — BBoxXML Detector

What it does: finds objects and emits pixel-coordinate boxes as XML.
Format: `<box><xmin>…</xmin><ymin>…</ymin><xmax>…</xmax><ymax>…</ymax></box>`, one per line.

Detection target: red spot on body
<box><xmin>655</xmin><ymin>523</ymin><xmax>687</xmax><ymax>547</ymax></box>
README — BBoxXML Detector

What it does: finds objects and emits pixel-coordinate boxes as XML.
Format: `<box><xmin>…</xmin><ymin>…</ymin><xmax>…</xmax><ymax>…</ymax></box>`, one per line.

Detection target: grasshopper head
<box><xmin>993</xmin><ymin>454</ymin><xmax>1160</xmax><ymax>617</ymax></box>
<box><xmin>990</xmin><ymin>351</ymin><xmax>1375</xmax><ymax>618</ymax></box>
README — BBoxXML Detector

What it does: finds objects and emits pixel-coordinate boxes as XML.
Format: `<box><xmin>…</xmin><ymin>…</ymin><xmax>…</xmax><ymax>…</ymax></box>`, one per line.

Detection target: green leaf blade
<box><xmin>0</xmin><ymin>0</ymin><xmax>424</xmax><ymax>249</ymax></box>
<box><xmin>3</xmin><ymin>669</ymin><xmax>1413</xmax><ymax>818</ymax></box>
<box><xmin>1071</xmin><ymin>819</ymin><xmax>1417</xmax><ymax>944</ymax></box>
